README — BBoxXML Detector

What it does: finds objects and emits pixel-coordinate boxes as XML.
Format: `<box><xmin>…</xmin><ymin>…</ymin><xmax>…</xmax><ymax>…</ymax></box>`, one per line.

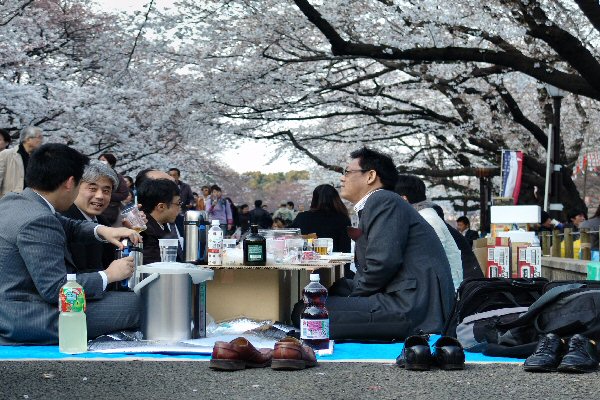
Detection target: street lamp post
<box><xmin>475</xmin><ymin>166</ymin><xmax>496</xmax><ymax>236</ymax></box>
<box><xmin>546</xmin><ymin>84</ymin><xmax>566</xmax><ymax>220</ymax></box>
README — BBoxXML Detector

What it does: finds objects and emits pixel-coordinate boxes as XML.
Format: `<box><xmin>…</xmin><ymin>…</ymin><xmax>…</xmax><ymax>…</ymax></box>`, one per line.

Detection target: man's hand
<box><xmin>104</xmin><ymin>256</ymin><xmax>134</xmax><ymax>283</ymax></box>
<box><xmin>97</xmin><ymin>226</ymin><xmax>142</xmax><ymax>249</ymax></box>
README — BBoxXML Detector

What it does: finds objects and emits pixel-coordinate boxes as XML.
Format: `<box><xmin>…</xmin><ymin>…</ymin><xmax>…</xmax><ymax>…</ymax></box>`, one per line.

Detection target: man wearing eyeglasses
<box><xmin>321</xmin><ymin>147</ymin><xmax>455</xmax><ymax>341</ymax></box>
<box><xmin>137</xmin><ymin>178</ymin><xmax>183</xmax><ymax>264</ymax></box>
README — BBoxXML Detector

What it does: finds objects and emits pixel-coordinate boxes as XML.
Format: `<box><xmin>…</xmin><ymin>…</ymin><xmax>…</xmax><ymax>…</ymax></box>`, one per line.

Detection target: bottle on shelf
<box><xmin>300</xmin><ymin>273</ymin><xmax>330</xmax><ymax>350</ymax></box>
<box><xmin>243</xmin><ymin>224</ymin><xmax>266</xmax><ymax>266</ymax></box>
<box><xmin>207</xmin><ymin>220</ymin><xmax>223</xmax><ymax>266</ymax></box>
<box><xmin>58</xmin><ymin>274</ymin><xmax>88</xmax><ymax>354</ymax></box>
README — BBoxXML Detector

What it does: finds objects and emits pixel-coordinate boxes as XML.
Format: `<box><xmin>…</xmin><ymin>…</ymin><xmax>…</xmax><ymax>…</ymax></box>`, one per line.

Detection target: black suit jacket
<box><xmin>351</xmin><ymin>190</ymin><xmax>456</xmax><ymax>335</ymax></box>
<box><xmin>463</xmin><ymin>229</ymin><xmax>479</xmax><ymax>247</ymax></box>
<box><xmin>61</xmin><ymin>205</ymin><xmax>116</xmax><ymax>273</ymax></box>
<box><xmin>141</xmin><ymin>215</ymin><xmax>183</xmax><ymax>264</ymax></box>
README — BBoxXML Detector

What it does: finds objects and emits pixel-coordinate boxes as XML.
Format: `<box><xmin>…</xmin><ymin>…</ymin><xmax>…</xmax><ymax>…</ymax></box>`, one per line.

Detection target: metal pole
<box><xmin>543</xmin><ymin>124</ymin><xmax>552</xmax><ymax>212</ymax></box>
<box><xmin>479</xmin><ymin>177</ymin><xmax>486</xmax><ymax>235</ymax></box>
<box><xmin>549</xmin><ymin>96</ymin><xmax>563</xmax><ymax>220</ymax></box>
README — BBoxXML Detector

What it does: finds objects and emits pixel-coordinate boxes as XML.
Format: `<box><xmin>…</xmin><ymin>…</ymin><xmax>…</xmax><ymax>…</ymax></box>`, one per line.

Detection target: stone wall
<box><xmin>541</xmin><ymin>256</ymin><xmax>588</xmax><ymax>281</ymax></box>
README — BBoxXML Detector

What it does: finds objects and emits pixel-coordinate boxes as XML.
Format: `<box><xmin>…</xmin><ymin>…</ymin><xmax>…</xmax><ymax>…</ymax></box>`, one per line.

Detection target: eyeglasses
<box><xmin>171</xmin><ymin>201</ymin><xmax>183</xmax><ymax>207</ymax></box>
<box><xmin>342</xmin><ymin>168</ymin><xmax>368</xmax><ymax>176</ymax></box>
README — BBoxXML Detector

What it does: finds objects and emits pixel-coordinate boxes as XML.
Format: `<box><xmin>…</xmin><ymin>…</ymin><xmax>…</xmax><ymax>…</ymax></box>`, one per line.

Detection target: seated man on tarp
<box><xmin>293</xmin><ymin>147</ymin><xmax>455</xmax><ymax>341</ymax></box>
<box><xmin>0</xmin><ymin>143</ymin><xmax>142</xmax><ymax>345</ymax></box>
<box><xmin>62</xmin><ymin>161</ymin><xmax>138</xmax><ymax>291</ymax></box>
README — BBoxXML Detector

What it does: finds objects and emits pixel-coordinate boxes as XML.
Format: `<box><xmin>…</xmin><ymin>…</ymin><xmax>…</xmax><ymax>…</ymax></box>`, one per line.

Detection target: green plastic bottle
<box><xmin>58</xmin><ymin>274</ymin><xmax>87</xmax><ymax>354</ymax></box>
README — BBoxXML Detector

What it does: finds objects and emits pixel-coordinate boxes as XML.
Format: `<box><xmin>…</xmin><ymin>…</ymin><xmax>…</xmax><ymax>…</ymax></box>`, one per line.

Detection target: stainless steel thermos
<box><xmin>116</xmin><ymin>239</ymin><xmax>143</xmax><ymax>290</ymax></box>
<box><xmin>184</xmin><ymin>210</ymin><xmax>209</xmax><ymax>338</ymax></box>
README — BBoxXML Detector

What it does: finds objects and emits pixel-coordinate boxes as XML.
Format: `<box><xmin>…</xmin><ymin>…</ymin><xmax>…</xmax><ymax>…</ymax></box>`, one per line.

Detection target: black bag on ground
<box><xmin>458</xmin><ymin>280</ymin><xmax>600</xmax><ymax>358</ymax></box>
<box><xmin>443</xmin><ymin>277</ymin><xmax>548</xmax><ymax>338</ymax></box>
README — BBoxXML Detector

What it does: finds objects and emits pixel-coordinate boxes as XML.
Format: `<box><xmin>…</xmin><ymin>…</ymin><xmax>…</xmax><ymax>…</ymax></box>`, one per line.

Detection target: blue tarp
<box><xmin>0</xmin><ymin>335</ymin><xmax>524</xmax><ymax>363</ymax></box>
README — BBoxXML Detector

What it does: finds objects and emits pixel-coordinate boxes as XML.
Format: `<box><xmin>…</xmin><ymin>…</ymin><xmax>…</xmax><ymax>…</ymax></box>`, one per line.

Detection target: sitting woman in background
<box><xmin>291</xmin><ymin>184</ymin><xmax>352</xmax><ymax>275</ymax></box>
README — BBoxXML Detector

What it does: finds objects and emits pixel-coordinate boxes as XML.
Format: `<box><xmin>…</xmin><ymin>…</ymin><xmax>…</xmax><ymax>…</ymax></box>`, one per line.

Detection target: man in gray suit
<box><xmin>0</xmin><ymin>143</ymin><xmax>142</xmax><ymax>345</ymax></box>
<box><xmin>319</xmin><ymin>147</ymin><xmax>455</xmax><ymax>340</ymax></box>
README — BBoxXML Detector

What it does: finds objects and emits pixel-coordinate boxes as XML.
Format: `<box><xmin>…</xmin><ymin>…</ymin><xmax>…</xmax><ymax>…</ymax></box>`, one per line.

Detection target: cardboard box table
<box><xmin>206</xmin><ymin>262</ymin><xmax>345</xmax><ymax>324</ymax></box>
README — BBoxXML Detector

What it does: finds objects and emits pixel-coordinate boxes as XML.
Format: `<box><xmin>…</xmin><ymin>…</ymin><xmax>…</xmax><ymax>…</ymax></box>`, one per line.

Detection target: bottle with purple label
<box><xmin>300</xmin><ymin>273</ymin><xmax>329</xmax><ymax>350</ymax></box>
<box><xmin>208</xmin><ymin>220</ymin><xmax>223</xmax><ymax>266</ymax></box>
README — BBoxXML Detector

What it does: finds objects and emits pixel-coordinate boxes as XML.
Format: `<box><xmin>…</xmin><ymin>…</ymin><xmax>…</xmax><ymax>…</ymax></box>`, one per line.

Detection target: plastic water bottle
<box><xmin>58</xmin><ymin>274</ymin><xmax>87</xmax><ymax>354</ymax></box>
<box><xmin>300</xmin><ymin>274</ymin><xmax>330</xmax><ymax>350</ymax></box>
<box><xmin>208</xmin><ymin>220</ymin><xmax>223</xmax><ymax>266</ymax></box>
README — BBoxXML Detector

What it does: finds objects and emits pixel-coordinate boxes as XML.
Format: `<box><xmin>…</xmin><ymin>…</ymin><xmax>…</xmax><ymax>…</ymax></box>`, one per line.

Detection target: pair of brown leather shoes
<box><xmin>210</xmin><ymin>336</ymin><xmax>317</xmax><ymax>371</ymax></box>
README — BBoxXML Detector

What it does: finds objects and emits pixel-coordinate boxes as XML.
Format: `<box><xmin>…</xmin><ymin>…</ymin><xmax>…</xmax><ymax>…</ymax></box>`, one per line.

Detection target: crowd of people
<box><xmin>0</xmin><ymin>126</ymin><xmax>597</xmax><ymax>347</ymax></box>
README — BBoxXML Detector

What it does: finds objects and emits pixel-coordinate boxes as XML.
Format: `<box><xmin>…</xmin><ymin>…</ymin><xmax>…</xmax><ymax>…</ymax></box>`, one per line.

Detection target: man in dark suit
<box><xmin>61</xmin><ymin>161</ymin><xmax>123</xmax><ymax>275</ymax></box>
<box><xmin>456</xmin><ymin>216</ymin><xmax>479</xmax><ymax>247</ymax></box>
<box><xmin>137</xmin><ymin>178</ymin><xmax>183</xmax><ymax>264</ymax></box>
<box><xmin>0</xmin><ymin>143</ymin><xmax>142</xmax><ymax>344</ymax></box>
<box><xmin>294</xmin><ymin>147</ymin><xmax>455</xmax><ymax>341</ymax></box>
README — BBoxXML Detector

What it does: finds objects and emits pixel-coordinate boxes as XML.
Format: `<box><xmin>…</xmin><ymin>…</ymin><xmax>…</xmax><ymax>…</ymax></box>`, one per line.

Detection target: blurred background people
<box><xmin>98</xmin><ymin>153</ymin><xmax>129</xmax><ymax>226</ymax></box>
<box><xmin>456</xmin><ymin>216</ymin><xmax>479</xmax><ymax>247</ymax></box>
<box><xmin>0</xmin><ymin>126</ymin><xmax>43</xmax><ymax>198</ymax></box>
<box><xmin>0</xmin><ymin>129</ymin><xmax>11</xmax><ymax>151</ymax></box>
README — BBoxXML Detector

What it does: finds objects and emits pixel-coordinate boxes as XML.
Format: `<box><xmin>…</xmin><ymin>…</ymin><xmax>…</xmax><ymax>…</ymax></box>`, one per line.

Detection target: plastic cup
<box><xmin>272</xmin><ymin>239</ymin><xmax>286</xmax><ymax>264</ymax></box>
<box><xmin>285</xmin><ymin>238</ymin><xmax>305</xmax><ymax>264</ymax></box>
<box><xmin>121</xmin><ymin>205</ymin><xmax>147</xmax><ymax>232</ymax></box>
<box><xmin>159</xmin><ymin>238</ymin><xmax>179</xmax><ymax>262</ymax></box>
<box><xmin>313</xmin><ymin>238</ymin><xmax>332</xmax><ymax>255</ymax></box>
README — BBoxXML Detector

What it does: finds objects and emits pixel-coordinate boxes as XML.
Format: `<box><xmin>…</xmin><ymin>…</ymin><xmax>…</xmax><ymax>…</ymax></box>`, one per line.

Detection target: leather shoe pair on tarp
<box><xmin>523</xmin><ymin>333</ymin><xmax>599</xmax><ymax>373</ymax></box>
<box><xmin>396</xmin><ymin>335</ymin><xmax>465</xmax><ymax>371</ymax></box>
<box><xmin>210</xmin><ymin>336</ymin><xmax>317</xmax><ymax>371</ymax></box>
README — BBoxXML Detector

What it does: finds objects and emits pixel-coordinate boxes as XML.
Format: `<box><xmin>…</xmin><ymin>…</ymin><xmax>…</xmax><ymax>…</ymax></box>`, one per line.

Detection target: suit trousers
<box><xmin>85</xmin><ymin>291</ymin><xmax>142</xmax><ymax>339</ymax></box>
<box><xmin>292</xmin><ymin>278</ymin><xmax>414</xmax><ymax>342</ymax></box>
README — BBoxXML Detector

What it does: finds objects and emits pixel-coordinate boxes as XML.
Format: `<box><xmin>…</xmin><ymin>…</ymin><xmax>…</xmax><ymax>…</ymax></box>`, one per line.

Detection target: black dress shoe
<box><xmin>557</xmin><ymin>334</ymin><xmax>599</xmax><ymax>373</ymax></box>
<box><xmin>396</xmin><ymin>335</ymin><xmax>431</xmax><ymax>371</ymax></box>
<box><xmin>433</xmin><ymin>336</ymin><xmax>465</xmax><ymax>370</ymax></box>
<box><xmin>523</xmin><ymin>333</ymin><xmax>564</xmax><ymax>372</ymax></box>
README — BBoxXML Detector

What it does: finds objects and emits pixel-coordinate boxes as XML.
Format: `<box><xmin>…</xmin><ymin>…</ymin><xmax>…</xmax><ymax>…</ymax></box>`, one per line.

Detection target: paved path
<box><xmin>1</xmin><ymin>361</ymin><xmax>598</xmax><ymax>399</ymax></box>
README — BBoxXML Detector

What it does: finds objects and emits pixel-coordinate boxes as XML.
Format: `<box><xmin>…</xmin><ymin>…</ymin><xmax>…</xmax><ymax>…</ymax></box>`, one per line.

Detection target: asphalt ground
<box><xmin>0</xmin><ymin>361</ymin><xmax>598</xmax><ymax>400</ymax></box>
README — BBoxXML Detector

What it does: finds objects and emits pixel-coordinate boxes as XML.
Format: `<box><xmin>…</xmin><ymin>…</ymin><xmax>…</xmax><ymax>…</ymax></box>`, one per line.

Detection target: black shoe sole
<box><xmin>523</xmin><ymin>364</ymin><xmax>557</xmax><ymax>373</ymax></box>
<box><xmin>557</xmin><ymin>364</ymin><xmax>599</xmax><ymax>374</ymax></box>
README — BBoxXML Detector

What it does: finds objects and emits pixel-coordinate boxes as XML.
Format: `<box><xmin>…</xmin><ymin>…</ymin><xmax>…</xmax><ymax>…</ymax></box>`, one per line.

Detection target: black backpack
<box><xmin>455</xmin><ymin>280</ymin><xmax>600</xmax><ymax>358</ymax></box>
<box><xmin>443</xmin><ymin>277</ymin><xmax>548</xmax><ymax>338</ymax></box>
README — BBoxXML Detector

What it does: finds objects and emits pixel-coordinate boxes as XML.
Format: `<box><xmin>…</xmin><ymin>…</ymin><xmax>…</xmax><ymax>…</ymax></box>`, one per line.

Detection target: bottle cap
<box><xmin>66</xmin><ymin>274</ymin><xmax>77</xmax><ymax>281</ymax></box>
<box><xmin>211</xmin><ymin>220</ymin><xmax>220</xmax><ymax>226</ymax></box>
<box><xmin>309</xmin><ymin>273</ymin><xmax>320</xmax><ymax>282</ymax></box>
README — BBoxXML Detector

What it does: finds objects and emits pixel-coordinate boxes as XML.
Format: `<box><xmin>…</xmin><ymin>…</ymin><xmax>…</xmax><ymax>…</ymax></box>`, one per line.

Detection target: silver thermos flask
<box><xmin>116</xmin><ymin>239</ymin><xmax>143</xmax><ymax>290</ymax></box>
<box><xmin>184</xmin><ymin>210</ymin><xmax>201</xmax><ymax>263</ymax></box>
<box><xmin>185</xmin><ymin>210</ymin><xmax>208</xmax><ymax>338</ymax></box>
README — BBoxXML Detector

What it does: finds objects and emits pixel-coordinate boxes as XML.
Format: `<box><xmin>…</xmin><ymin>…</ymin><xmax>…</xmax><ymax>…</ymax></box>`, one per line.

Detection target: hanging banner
<box><xmin>501</xmin><ymin>150</ymin><xmax>523</xmax><ymax>205</ymax></box>
<box><xmin>574</xmin><ymin>150</ymin><xmax>600</xmax><ymax>176</ymax></box>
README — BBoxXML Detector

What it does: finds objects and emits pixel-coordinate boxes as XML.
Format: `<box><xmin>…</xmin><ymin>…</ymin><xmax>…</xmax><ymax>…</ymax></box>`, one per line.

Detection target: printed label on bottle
<box><xmin>247</xmin><ymin>244</ymin><xmax>264</xmax><ymax>261</ymax></box>
<box><xmin>59</xmin><ymin>287</ymin><xmax>86</xmax><ymax>313</ymax></box>
<box><xmin>300</xmin><ymin>318</ymin><xmax>329</xmax><ymax>340</ymax></box>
